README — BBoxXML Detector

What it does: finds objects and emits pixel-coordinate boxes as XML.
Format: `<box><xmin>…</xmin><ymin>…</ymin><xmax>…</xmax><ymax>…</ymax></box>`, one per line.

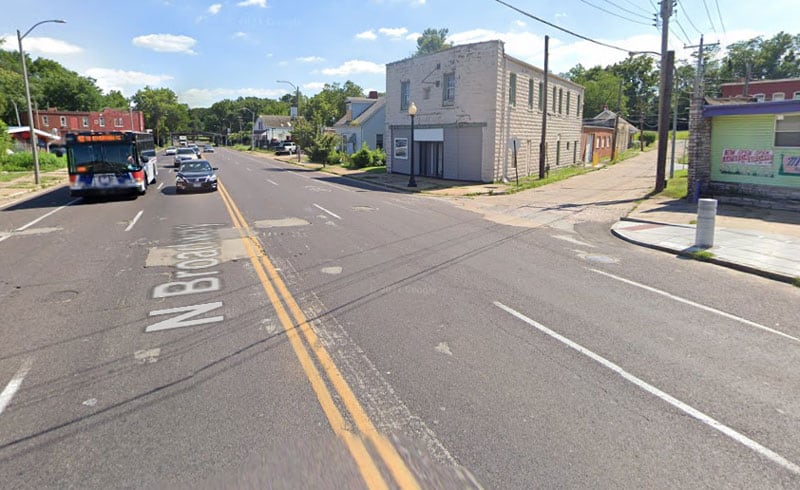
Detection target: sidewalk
<box><xmin>612</xmin><ymin>196</ymin><xmax>800</xmax><ymax>284</ymax></box>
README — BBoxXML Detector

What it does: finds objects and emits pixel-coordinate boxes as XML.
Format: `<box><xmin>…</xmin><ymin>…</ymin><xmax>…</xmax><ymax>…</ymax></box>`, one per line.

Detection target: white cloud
<box><xmin>132</xmin><ymin>34</ymin><xmax>197</xmax><ymax>55</ymax></box>
<box><xmin>3</xmin><ymin>35</ymin><xmax>82</xmax><ymax>55</ymax></box>
<box><xmin>208</xmin><ymin>3</ymin><xmax>222</xmax><ymax>14</ymax></box>
<box><xmin>406</xmin><ymin>32</ymin><xmax>420</xmax><ymax>41</ymax></box>
<box><xmin>84</xmin><ymin>68</ymin><xmax>174</xmax><ymax>97</ymax></box>
<box><xmin>356</xmin><ymin>30</ymin><xmax>377</xmax><ymax>41</ymax></box>
<box><xmin>180</xmin><ymin>87</ymin><xmax>284</xmax><ymax>107</ymax></box>
<box><xmin>233</xmin><ymin>32</ymin><xmax>248</xmax><ymax>39</ymax></box>
<box><xmin>237</xmin><ymin>0</ymin><xmax>267</xmax><ymax>7</ymax></box>
<box><xmin>304</xmin><ymin>82</ymin><xmax>326</xmax><ymax>92</ymax></box>
<box><xmin>297</xmin><ymin>56</ymin><xmax>324</xmax><ymax>63</ymax></box>
<box><xmin>378</xmin><ymin>27</ymin><xmax>408</xmax><ymax>38</ymax></box>
<box><xmin>322</xmin><ymin>60</ymin><xmax>385</xmax><ymax>76</ymax></box>
<box><xmin>514</xmin><ymin>20</ymin><xmax>526</xmax><ymax>28</ymax></box>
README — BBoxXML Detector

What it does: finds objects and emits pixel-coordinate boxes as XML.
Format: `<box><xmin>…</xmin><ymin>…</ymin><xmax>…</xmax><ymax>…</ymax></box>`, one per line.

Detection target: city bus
<box><xmin>65</xmin><ymin>131</ymin><xmax>158</xmax><ymax>197</ymax></box>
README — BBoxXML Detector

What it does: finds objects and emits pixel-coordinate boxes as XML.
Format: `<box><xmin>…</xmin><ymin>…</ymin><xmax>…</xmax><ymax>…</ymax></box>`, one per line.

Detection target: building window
<box><xmin>42</xmin><ymin>116</ymin><xmax>49</xmax><ymax>126</ymax></box>
<box><xmin>775</xmin><ymin>114</ymin><xmax>800</xmax><ymax>147</ymax></box>
<box><xmin>552</xmin><ymin>87</ymin><xmax>557</xmax><ymax>112</ymax></box>
<box><xmin>400</xmin><ymin>81</ymin><xmax>410</xmax><ymax>111</ymax></box>
<box><xmin>443</xmin><ymin>72</ymin><xmax>455</xmax><ymax>104</ymax></box>
<box><xmin>60</xmin><ymin>116</ymin><xmax>67</xmax><ymax>127</ymax></box>
<box><xmin>509</xmin><ymin>73</ymin><xmax>517</xmax><ymax>107</ymax></box>
<box><xmin>115</xmin><ymin>118</ymin><xmax>123</xmax><ymax>127</ymax></box>
<box><xmin>772</xmin><ymin>92</ymin><xmax>785</xmax><ymax>101</ymax></box>
<box><xmin>538</xmin><ymin>81</ymin><xmax>544</xmax><ymax>110</ymax></box>
<box><xmin>376</xmin><ymin>134</ymin><xmax>383</xmax><ymax>150</ymax></box>
<box><xmin>558</xmin><ymin>88</ymin><xmax>563</xmax><ymax>114</ymax></box>
<box><xmin>99</xmin><ymin>117</ymin><xmax>105</xmax><ymax>127</ymax></box>
<box><xmin>753</xmin><ymin>93</ymin><xmax>765</xmax><ymax>102</ymax></box>
<box><xmin>528</xmin><ymin>79</ymin><xmax>534</xmax><ymax>109</ymax></box>
<box><xmin>566</xmin><ymin>92</ymin><xmax>571</xmax><ymax>115</ymax></box>
<box><xmin>82</xmin><ymin>116</ymin><xmax>89</xmax><ymax>127</ymax></box>
<box><xmin>394</xmin><ymin>137</ymin><xmax>408</xmax><ymax>159</ymax></box>
<box><xmin>794</xmin><ymin>91</ymin><xmax>800</xmax><ymax>100</ymax></box>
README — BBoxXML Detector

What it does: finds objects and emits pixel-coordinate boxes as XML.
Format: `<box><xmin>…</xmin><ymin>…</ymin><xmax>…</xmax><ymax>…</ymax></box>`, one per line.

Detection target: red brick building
<box><xmin>720</xmin><ymin>78</ymin><xmax>800</xmax><ymax>102</ymax></box>
<box><xmin>21</xmin><ymin>107</ymin><xmax>145</xmax><ymax>138</ymax></box>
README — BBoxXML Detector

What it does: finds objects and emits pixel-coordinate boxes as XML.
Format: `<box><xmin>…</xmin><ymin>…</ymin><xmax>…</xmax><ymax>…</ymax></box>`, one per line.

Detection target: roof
<box><xmin>333</xmin><ymin>97</ymin><xmax>385</xmax><ymax>127</ymax></box>
<box><xmin>7</xmin><ymin>126</ymin><xmax>62</xmax><ymax>141</ymax></box>
<box><xmin>257</xmin><ymin>115</ymin><xmax>294</xmax><ymax>128</ymax></box>
<box><xmin>703</xmin><ymin>98</ymin><xmax>800</xmax><ymax>117</ymax></box>
<box><xmin>720</xmin><ymin>77</ymin><xmax>800</xmax><ymax>87</ymax></box>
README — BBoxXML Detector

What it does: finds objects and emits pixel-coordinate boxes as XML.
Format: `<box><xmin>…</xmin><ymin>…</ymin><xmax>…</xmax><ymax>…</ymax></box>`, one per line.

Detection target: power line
<box><xmin>701</xmin><ymin>0</ymin><xmax>718</xmax><ymax>34</ymax></box>
<box><xmin>578</xmin><ymin>0</ymin><xmax>654</xmax><ymax>26</ymax></box>
<box><xmin>676</xmin><ymin>0</ymin><xmax>703</xmax><ymax>36</ymax></box>
<box><xmin>673</xmin><ymin>20</ymin><xmax>692</xmax><ymax>46</ymax></box>
<box><xmin>713</xmin><ymin>0</ymin><xmax>727</xmax><ymax>36</ymax></box>
<box><xmin>596</xmin><ymin>0</ymin><xmax>654</xmax><ymax>21</ymax></box>
<box><xmin>494</xmin><ymin>0</ymin><xmax>633</xmax><ymax>54</ymax></box>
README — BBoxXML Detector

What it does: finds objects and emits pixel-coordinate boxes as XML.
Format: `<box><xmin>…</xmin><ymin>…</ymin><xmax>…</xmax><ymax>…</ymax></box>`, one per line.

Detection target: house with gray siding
<box><xmin>385</xmin><ymin>40</ymin><xmax>584</xmax><ymax>182</ymax></box>
<box><xmin>333</xmin><ymin>93</ymin><xmax>386</xmax><ymax>154</ymax></box>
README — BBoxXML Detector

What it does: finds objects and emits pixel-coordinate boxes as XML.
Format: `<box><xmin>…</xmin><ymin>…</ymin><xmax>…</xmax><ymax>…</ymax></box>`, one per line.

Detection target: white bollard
<box><xmin>695</xmin><ymin>198</ymin><xmax>717</xmax><ymax>248</ymax></box>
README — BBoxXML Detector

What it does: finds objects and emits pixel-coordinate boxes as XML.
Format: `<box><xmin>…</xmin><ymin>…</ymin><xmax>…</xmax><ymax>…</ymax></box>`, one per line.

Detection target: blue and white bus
<box><xmin>65</xmin><ymin>131</ymin><xmax>158</xmax><ymax>197</ymax></box>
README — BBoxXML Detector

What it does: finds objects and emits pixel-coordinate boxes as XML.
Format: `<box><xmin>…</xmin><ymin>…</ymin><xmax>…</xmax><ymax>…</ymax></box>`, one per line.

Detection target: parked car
<box><xmin>174</xmin><ymin>147</ymin><xmax>198</xmax><ymax>167</ymax></box>
<box><xmin>203</xmin><ymin>145</ymin><xmax>214</xmax><ymax>153</ymax></box>
<box><xmin>175</xmin><ymin>159</ymin><xmax>218</xmax><ymax>193</ymax></box>
<box><xmin>165</xmin><ymin>146</ymin><xmax>177</xmax><ymax>156</ymax></box>
<box><xmin>275</xmin><ymin>142</ymin><xmax>297</xmax><ymax>155</ymax></box>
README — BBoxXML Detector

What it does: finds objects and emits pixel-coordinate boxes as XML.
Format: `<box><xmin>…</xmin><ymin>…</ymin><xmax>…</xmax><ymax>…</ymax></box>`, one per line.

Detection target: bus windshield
<box><xmin>68</xmin><ymin>142</ymin><xmax>139</xmax><ymax>173</ymax></box>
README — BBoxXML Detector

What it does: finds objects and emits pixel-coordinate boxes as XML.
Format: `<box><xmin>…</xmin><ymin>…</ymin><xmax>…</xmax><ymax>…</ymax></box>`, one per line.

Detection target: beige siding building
<box><xmin>385</xmin><ymin>40</ymin><xmax>584</xmax><ymax>183</ymax></box>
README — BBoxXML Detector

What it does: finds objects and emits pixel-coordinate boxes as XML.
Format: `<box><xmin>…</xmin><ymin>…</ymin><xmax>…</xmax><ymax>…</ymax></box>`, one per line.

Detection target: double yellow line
<box><xmin>218</xmin><ymin>181</ymin><xmax>420</xmax><ymax>490</ymax></box>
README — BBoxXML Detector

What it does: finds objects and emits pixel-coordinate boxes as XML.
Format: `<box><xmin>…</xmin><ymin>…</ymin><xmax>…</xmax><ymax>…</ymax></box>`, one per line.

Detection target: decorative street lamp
<box><xmin>407</xmin><ymin>102</ymin><xmax>417</xmax><ymax>188</ymax></box>
<box><xmin>18</xmin><ymin>19</ymin><xmax>66</xmax><ymax>186</ymax></box>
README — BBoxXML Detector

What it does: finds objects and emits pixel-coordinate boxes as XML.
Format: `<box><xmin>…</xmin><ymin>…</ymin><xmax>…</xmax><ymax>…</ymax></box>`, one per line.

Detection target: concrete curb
<box><xmin>612</xmin><ymin>218</ymin><xmax>798</xmax><ymax>285</ymax></box>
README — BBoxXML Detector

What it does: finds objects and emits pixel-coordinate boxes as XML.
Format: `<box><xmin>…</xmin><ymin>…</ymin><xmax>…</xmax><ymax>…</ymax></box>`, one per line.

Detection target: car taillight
<box><xmin>69</xmin><ymin>174</ymin><xmax>78</xmax><ymax>184</ymax></box>
<box><xmin>132</xmin><ymin>170</ymin><xmax>145</xmax><ymax>182</ymax></box>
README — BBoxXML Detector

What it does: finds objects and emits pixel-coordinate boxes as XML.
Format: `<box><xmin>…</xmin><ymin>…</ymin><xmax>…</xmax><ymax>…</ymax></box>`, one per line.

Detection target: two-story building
<box><xmin>252</xmin><ymin>115</ymin><xmax>295</xmax><ymax>148</ymax></box>
<box><xmin>22</xmin><ymin>107</ymin><xmax>145</xmax><ymax>137</ymax></box>
<box><xmin>720</xmin><ymin>78</ymin><xmax>800</xmax><ymax>102</ymax></box>
<box><xmin>385</xmin><ymin>40</ymin><xmax>584</xmax><ymax>183</ymax></box>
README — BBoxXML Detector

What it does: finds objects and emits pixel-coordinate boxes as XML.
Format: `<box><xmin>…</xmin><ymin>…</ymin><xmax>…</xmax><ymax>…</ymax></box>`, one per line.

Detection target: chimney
<box><xmin>369</xmin><ymin>91</ymin><xmax>379</xmax><ymax>99</ymax></box>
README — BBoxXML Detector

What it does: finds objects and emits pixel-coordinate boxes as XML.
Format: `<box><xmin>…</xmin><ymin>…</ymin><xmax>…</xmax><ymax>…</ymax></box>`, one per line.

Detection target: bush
<box><xmin>640</xmin><ymin>131</ymin><xmax>657</xmax><ymax>146</ymax></box>
<box><xmin>350</xmin><ymin>143</ymin><xmax>374</xmax><ymax>168</ymax></box>
<box><xmin>327</xmin><ymin>150</ymin><xmax>344</xmax><ymax>165</ymax></box>
<box><xmin>0</xmin><ymin>150</ymin><xmax>65</xmax><ymax>172</ymax></box>
<box><xmin>372</xmin><ymin>147</ymin><xmax>386</xmax><ymax>166</ymax></box>
<box><xmin>307</xmin><ymin>133</ymin><xmax>339</xmax><ymax>164</ymax></box>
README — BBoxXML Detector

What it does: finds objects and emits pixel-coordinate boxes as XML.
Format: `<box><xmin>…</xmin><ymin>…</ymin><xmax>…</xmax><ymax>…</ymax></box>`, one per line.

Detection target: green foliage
<box><xmin>350</xmin><ymin>143</ymin><xmax>374</xmax><ymax>168</ymax></box>
<box><xmin>103</xmin><ymin>90</ymin><xmax>129</xmax><ymax>110</ymax></box>
<box><xmin>373</xmin><ymin>147</ymin><xmax>386</xmax><ymax>166</ymax></box>
<box><xmin>290</xmin><ymin>118</ymin><xmax>317</xmax><ymax>150</ymax></box>
<box><xmin>639</xmin><ymin>131</ymin><xmax>657</xmax><ymax>146</ymax></box>
<box><xmin>415</xmin><ymin>28</ymin><xmax>453</xmax><ymax>56</ymax></box>
<box><xmin>1</xmin><ymin>150</ymin><xmax>64</xmax><ymax>171</ymax></box>
<box><xmin>690</xmin><ymin>250</ymin><xmax>715</xmax><ymax>262</ymax></box>
<box><xmin>661</xmin><ymin>169</ymin><xmax>688</xmax><ymax>199</ymax></box>
<box><xmin>301</xmin><ymin>81</ymin><xmax>364</xmax><ymax>128</ymax></box>
<box><xmin>30</xmin><ymin>57</ymin><xmax>104</xmax><ymax>111</ymax></box>
<box><xmin>307</xmin><ymin>133</ymin><xmax>339</xmax><ymax>164</ymax></box>
<box><xmin>506</xmin><ymin>165</ymin><xmax>593</xmax><ymax>194</ymax></box>
<box><xmin>0</xmin><ymin>120</ymin><xmax>12</xmax><ymax>157</ymax></box>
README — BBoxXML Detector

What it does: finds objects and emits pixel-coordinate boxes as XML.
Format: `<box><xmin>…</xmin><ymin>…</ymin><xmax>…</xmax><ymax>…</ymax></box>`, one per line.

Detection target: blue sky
<box><xmin>2</xmin><ymin>0</ymin><xmax>797</xmax><ymax>108</ymax></box>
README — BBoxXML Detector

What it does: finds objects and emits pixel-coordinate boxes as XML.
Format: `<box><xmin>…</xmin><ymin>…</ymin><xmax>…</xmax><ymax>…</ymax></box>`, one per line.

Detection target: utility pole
<box><xmin>610</xmin><ymin>79</ymin><xmax>622</xmax><ymax>161</ymax></box>
<box><xmin>685</xmin><ymin>36</ymin><xmax>719</xmax><ymax>98</ymax></box>
<box><xmin>654</xmin><ymin>0</ymin><xmax>674</xmax><ymax>192</ymax></box>
<box><xmin>538</xmin><ymin>35</ymin><xmax>549</xmax><ymax>179</ymax></box>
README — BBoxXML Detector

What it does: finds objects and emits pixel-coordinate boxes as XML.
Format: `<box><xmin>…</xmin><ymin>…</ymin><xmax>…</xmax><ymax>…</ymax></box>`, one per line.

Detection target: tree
<box><xmin>30</xmin><ymin>58</ymin><xmax>103</xmax><ymax>111</ymax></box>
<box><xmin>564</xmin><ymin>64</ymin><xmax>627</xmax><ymax>118</ymax></box>
<box><xmin>415</xmin><ymin>28</ymin><xmax>452</xmax><ymax>56</ymax></box>
<box><xmin>302</xmin><ymin>81</ymin><xmax>364</xmax><ymax>128</ymax></box>
<box><xmin>102</xmin><ymin>90</ymin><xmax>128</xmax><ymax>110</ymax></box>
<box><xmin>718</xmin><ymin>32</ymin><xmax>800</xmax><ymax>83</ymax></box>
<box><xmin>610</xmin><ymin>55</ymin><xmax>660</xmax><ymax>127</ymax></box>
<box><xmin>132</xmin><ymin>87</ymin><xmax>184</xmax><ymax>145</ymax></box>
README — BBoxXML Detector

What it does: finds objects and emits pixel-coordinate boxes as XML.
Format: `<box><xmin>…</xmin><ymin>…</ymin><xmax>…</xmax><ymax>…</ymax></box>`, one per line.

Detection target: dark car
<box><xmin>175</xmin><ymin>159</ymin><xmax>218</xmax><ymax>193</ymax></box>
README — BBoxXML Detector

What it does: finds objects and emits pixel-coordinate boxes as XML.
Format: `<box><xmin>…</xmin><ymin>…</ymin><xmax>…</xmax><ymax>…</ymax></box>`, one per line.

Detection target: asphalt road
<box><xmin>0</xmin><ymin>147</ymin><xmax>798</xmax><ymax>488</ymax></box>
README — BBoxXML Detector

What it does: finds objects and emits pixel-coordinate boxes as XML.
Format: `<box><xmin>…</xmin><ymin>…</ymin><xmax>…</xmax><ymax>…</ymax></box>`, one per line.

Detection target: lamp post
<box><xmin>407</xmin><ymin>102</ymin><xmax>417</xmax><ymax>188</ymax></box>
<box><xmin>18</xmin><ymin>19</ymin><xmax>66</xmax><ymax>186</ymax></box>
<box><xmin>277</xmin><ymin>80</ymin><xmax>301</xmax><ymax>162</ymax></box>
<box><xmin>243</xmin><ymin>107</ymin><xmax>256</xmax><ymax>151</ymax></box>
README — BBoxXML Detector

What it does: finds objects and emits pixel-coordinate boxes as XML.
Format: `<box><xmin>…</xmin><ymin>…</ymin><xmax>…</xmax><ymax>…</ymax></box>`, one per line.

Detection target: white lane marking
<box><xmin>493</xmin><ymin>301</ymin><xmax>800</xmax><ymax>476</ymax></box>
<box><xmin>267</xmin><ymin>179</ymin><xmax>279</xmax><ymax>186</ymax></box>
<box><xmin>157</xmin><ymin>182</ymin><xmax>165</xmax><ymax>190</ymax></box>
<box><xmin>125</xmin><ymin>210</ymin><xmax>144</xmax><ymax>232</ymax></box>
<box><xmin>246</xmin><ymin>167</ymin><xmax>252</xmax><ymax>172</ymax></box>
<box><xmin>16</xmin><ymin>198</ymin><xmax>80</xmax><ymax>233</ymax></box>
<box><xmin>134</xmin><ymin>348</ymin><xmax>161</xmax><ymax>364</ymax></box>
<box><xmin>314</xmin><ymin>203</ymin><xmax>342</xmax><ymax>220</ymax></box>
<box><xmin>552</xmin><ymin>235</ymin><xmax>595</xmax><ymax>247</ymax></box>
<box><xmin>590</xmin><ymin>268</ymin><xmax>800</xmax><ymax>344</ymax></box>
<box><xmin>1</xmin><ymin>199</ymin><xmax>80</xmax><ymax>243</ymax></box>
<box><xmin>0</xmin><ymin>358</ymin><xmax>33</xmax><ymax>415</ymax></box>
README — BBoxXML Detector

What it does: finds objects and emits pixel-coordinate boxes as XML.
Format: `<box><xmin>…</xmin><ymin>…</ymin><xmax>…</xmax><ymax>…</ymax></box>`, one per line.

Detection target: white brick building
<box><xmin>385</xmin><ymin>40</ymin><xmax>585</xmax><ymax>182</ymax></box>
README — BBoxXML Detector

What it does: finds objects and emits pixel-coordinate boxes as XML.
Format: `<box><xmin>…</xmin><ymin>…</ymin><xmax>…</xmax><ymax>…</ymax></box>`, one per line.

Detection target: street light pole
<box><xmin>407</xmin><ymin>102</ymin><xmax>417</xmax><ymax>187</ymax></box>
<box><xmin>17</xmin><ymin>19</ymin><xmax>66</xmax><ymax>186</ymax></box>
<box><xmin>243</xmin><ymin>107</ymin><xmax>256</xmax><ymax>151</ymax></box>
<box><xmin>277</xmin><ymin>80</ymin><xmax>301</xmax><ymax>162</ymax></box>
